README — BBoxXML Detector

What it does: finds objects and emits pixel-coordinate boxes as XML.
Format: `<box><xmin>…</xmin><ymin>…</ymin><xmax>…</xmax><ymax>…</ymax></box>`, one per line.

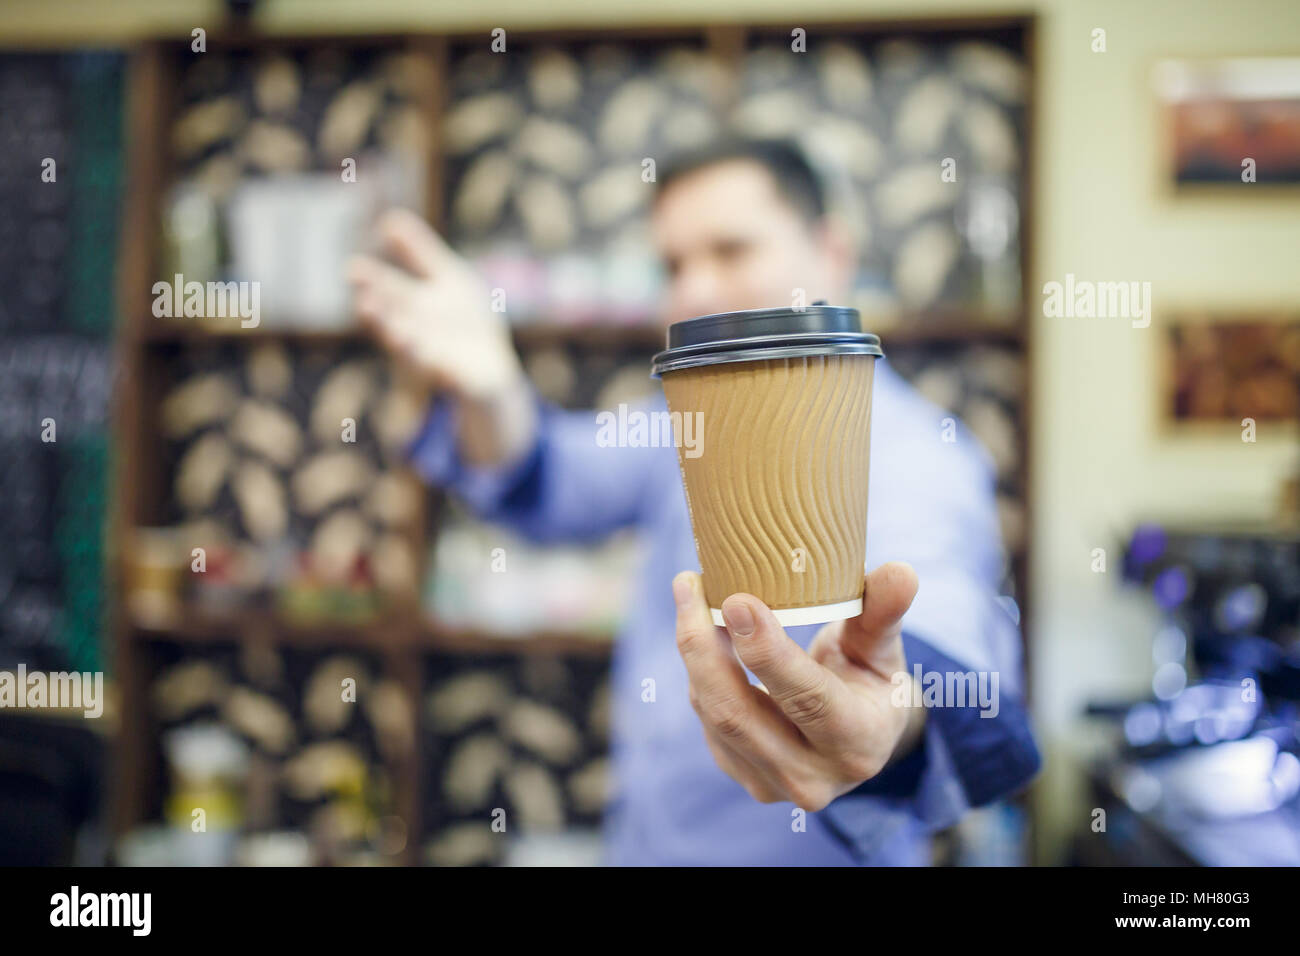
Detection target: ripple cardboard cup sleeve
<box><xmin>651</xmin><ymin>306</ymin><xmax>883</xmax><ymax>628</ymax></box>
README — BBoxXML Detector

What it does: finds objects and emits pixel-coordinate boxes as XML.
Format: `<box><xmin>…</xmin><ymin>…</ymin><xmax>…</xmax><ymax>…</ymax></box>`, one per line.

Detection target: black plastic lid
<box><xmin>650</xmin><ymin>305</ymin><xmax>883</xmax><ymax>378</ymax></box>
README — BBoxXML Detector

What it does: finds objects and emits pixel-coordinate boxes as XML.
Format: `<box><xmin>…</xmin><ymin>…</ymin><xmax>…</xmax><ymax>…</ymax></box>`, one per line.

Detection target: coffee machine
<box><xmin>1075</xmin><ymin>523</ymin><xmax>1300</xmax><ymax>865</ymax></box>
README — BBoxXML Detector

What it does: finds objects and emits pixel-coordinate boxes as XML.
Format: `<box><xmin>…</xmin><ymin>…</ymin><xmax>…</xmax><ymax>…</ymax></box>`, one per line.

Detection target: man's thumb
<box><xmin>839</xmin><ymin>562</ymin><xmax>918</xmax><ymax>665</ymax></box>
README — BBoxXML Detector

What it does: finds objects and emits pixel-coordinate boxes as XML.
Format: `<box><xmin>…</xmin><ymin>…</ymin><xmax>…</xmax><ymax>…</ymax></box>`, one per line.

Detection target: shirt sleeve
<box><xmin>812</xmin><ymin>361</ymin><xmax>1041</xmax><ymax>863</ymax></box>
<box><xmin>814</xmin><ymin>632</ymin><xmax>1041</xmax><ymax>865</ymax></box>
<box><xmin>405</xmin><ymin>384</ymin><xmax>661</xmax><ymax>544</ymax></box>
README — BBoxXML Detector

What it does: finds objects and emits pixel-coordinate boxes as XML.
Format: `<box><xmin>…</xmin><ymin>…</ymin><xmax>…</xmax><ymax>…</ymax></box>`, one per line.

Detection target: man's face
<box><xmin>650</xmin><ymin>159</ymin><xmax>850</xmax><ymax>326</ymax></box>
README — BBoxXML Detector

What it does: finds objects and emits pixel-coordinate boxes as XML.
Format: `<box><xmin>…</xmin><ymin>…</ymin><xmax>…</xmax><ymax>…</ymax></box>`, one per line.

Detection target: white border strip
<box><xmin>710</xmin><ymin>597</ymin><xmax>863</xmax><ymax>629</ymax></box>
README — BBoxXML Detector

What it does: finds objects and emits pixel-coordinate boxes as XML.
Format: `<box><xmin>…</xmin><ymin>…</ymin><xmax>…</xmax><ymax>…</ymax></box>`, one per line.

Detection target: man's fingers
<box><xmin>673</xmin><ymin>573</ymin><xmax>794</xmax><ymax>751</ymax></box>
<box><xmin>698</xmin><ymin>722</ymin><xmax>785</xmax><ymax>804</ymax></box>
<box><xmin>348</xmin><ymin>254</ymin><xmax>418</xmax><ymax>327</ymax></box>
<box><xmin>838</xmin><ymin>562</ymin><xmax>919</xmax><ymax>670</ymax></box>
<box><xmin>673</xmin><ymin>571</ymin><xmax>752</xmax><ymax>731</ymax></box>
<box><xmin>719</xmin><ymin>593</ymin><xmax>856</xmax><ymax>747</ymax></box>
<box><xmin>348</xmin><ymin>262</ymin><xmax>416</xmax><ymax>367</ymax></box>
<box><xmin>377</xmin><ymin>207</ymin><xmax>453</xmax><ymax>279</ymax></box>
<box><xmin>349</xmin><ymin>253</ymin><xmax>415</xmax><ymax>300</ymax></box>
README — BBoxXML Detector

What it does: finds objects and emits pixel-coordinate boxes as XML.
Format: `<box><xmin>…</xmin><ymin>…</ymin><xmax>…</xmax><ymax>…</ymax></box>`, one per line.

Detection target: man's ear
<box><xmin>815</xmin><ymin>215</ymin><xmax>858</xmax><ymax>295</ymax></box>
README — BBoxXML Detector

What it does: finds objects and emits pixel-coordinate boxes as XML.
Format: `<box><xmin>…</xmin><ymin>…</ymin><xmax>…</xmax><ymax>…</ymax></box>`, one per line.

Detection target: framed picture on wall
<box><xmin>1155</xmin><ymin>58</ymin><xmax>1300</xmax><ymax>188</ymax></box>
<box><xmin>1160</xmin><ymin>313</ymin><xmax>1300</xmax><ymax>432</ymax></box>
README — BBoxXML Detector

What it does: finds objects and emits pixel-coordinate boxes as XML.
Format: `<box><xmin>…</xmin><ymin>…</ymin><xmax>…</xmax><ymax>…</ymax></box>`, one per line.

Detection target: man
<box><xmin>349</xmin><ymin>139</ymin><xmax>1040</xmax><ymax>865</ymax></box>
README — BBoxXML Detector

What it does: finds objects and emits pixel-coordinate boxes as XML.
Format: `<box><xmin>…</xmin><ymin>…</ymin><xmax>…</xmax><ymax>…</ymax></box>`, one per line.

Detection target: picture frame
<box><xmin>1154</xmin><ymin>57</ymin><xmax>1300</xmax><ymax>190</ymax></box>
<box><xmin>1159</xmin><ymin>312</ymin><xmax>1300</xmax><ymax>435</ymax></box>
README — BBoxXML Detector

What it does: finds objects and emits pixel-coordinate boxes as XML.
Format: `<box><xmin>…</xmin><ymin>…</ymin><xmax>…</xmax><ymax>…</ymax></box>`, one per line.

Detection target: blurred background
<box><xmin>0</xmin><ymin>0</ymin><xmax>1297</xmax><ymax>866</ymax></box>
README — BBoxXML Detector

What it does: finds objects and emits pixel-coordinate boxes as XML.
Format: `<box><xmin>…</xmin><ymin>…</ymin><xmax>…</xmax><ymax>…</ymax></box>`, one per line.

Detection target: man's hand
<box><xmin>348</xmin><ymin>209</ymin><xmax>536</xmax><ymax>467</ymax></box>
<box><xmin>347</xmin><ymin>208</ymin><xmax>523</xmax><ymax>402</ymax></box>
<box><xmin>673</xmin><ymin>562</ymin><xmax>926</xmax><ymax>812</ymax></box>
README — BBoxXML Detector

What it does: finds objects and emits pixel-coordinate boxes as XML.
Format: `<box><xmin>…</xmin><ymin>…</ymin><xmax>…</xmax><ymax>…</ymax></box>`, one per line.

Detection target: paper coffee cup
<box><xmin>651</xmin><ymin>306</ymin><xmax>882</xmax><ymax>628</ymax></box>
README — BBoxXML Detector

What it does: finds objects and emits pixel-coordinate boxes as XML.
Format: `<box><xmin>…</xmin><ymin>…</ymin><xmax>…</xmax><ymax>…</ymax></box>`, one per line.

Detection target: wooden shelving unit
<box><xmin>109</xmin><ymin>15</ymin><xmax>1037</xmax><ymax>866</ymax></box>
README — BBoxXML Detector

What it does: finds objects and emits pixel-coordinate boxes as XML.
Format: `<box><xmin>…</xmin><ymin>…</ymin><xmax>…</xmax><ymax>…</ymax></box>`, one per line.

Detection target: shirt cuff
<box><xmin>405</xmin><ymin>391</ymin><xmax>546</xmax><ymax>515</ymax></box>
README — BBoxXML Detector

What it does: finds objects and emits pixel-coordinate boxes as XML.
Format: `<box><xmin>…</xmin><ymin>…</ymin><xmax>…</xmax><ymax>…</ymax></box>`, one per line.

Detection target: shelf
<box><xmin>137</xmin><ymin>317</ymin><xmax>1021</xmax><ymax>352</ymax></box>
<box><xmin>509</xmin><ymin>317</ymin><xmax>1022</xmax><ymax>351</ymax></box>
<box><xmin>510</xmin><ymin>322</ymin><xmax>665</xmax><ymax>352</ymax></box>
<box><xmin>138</xmin><ymin>319</ymin><xmax>666</xmax><ymax>351</ymax></box>
<box><xmin>130</xmin><ymin>608</ymin><xmax>412</xmax><ymax>648</ymax></box>
<box><xmin>424</xmin><ymin>622</ymin><xmax>615</xmax><ymax>657</ymax></box>
<box><xmin>128</xmin><ymin>607</ymin><xmax>615</xmax><ymax>657</ymax></box>
<box><xmin>140</xmin><ymin>322</ymin><xmax>369</xmax><ymax>346</ymax></box>
<box><xmin>874</xmin><ymin>318</ymin><xmax>1025</xmax><ymax>348</ymax></box>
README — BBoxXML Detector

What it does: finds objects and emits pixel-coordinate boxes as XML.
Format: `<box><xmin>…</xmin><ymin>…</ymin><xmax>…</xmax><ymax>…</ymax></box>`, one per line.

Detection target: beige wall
<box><xmin>1016</xmin><ymin>0</ymin><xmax>1299</xmax><ymax>862</ymax></box>
<box><xmin>6</xmin><ymin>0</ymin><xmax>1299</xmax><ymax>861</ymax></box>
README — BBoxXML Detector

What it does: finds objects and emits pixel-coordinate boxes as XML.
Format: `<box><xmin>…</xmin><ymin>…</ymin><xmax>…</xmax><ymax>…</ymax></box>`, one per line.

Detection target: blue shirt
<box><xmin>409</xmin><ymin>357</ymin><xmax>1041</xmax><ymax>865</ymax></box>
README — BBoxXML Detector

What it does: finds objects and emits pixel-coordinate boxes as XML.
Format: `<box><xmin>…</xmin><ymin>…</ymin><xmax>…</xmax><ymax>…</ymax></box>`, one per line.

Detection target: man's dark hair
<box><xmin>653</xmin><ymin>138</ymin><xmax>829</xmax><ymax>225</ymax></box>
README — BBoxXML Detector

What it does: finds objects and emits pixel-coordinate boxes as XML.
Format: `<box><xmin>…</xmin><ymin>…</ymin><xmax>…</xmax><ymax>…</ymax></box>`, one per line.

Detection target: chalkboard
<box><xmin>0</xmin><ymin>51</ymin><xmax>122</xmax><ymax>673</ymax></box>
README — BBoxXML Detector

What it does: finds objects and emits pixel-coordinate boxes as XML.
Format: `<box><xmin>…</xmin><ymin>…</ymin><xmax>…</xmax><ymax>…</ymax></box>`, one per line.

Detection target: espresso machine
<box><xmin>1075</xmin><ymin>523</ymin><xmax>1300</xmax><ymax>865</ymax></box>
